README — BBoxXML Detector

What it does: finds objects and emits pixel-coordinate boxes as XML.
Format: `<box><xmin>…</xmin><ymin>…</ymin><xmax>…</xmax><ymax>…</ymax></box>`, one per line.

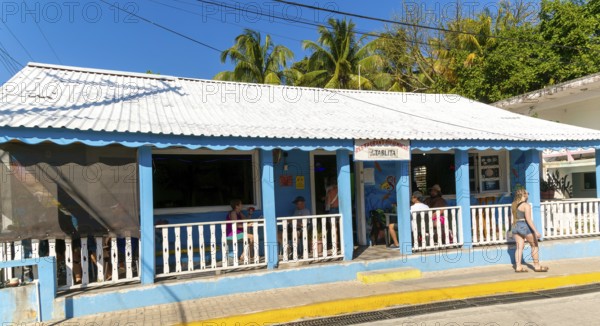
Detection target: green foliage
<box><xmin>215</xmin><ymin>1</ymin><xmax>600</xmax><ymax>100</ymax></box>
<box><xmin>547</xmin><ymin>170</ymin><xmax>573</xmax><ymax>197</ymax></box>
<box><xmin>214</xmin><ymin>29</ymin><xmax>294</xmax><ymax>85</ymax></box>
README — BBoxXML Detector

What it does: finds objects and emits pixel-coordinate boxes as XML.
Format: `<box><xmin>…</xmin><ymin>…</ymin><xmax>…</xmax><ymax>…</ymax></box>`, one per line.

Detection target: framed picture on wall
<box><xmin>479</xmin><ymin>154</ymin><xmax>501</xmax><ymax>192</ymax></box>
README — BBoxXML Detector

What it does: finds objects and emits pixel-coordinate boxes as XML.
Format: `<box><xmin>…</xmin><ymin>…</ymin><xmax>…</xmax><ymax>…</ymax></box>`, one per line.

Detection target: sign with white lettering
<box><xmin>354</xmin><ymin>139</ymin><xmax>410</xmax><ymax>161</ymax></box>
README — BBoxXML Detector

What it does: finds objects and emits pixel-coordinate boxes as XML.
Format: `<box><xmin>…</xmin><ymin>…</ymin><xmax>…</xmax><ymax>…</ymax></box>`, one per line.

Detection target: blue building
<box><xmin>2</xmin><ymin>63</ymin><xmax>600</xmax><ymax>322</ymax></box>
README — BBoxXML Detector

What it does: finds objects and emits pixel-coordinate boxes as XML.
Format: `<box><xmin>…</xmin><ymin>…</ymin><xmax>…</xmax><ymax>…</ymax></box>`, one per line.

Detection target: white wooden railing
<box><xmin>410</xmin><ymin>206</ymin><xmax>463</xmax><ymax>251</ymax></box>
<box><xmin>155</xmin><ymin>219</ymin><xmax>266</xmax><ymax>277</ymax></box>
<box><xmin>541</xmin><ymin>199</ymin><xmax>600</xmax><ymax>239</ymax></box>
<box><xmin>277</xmin><ymin>214</ymin><xmax>343</xmax><ymax>263</ymax></box>
<box><xmin>0</xmin><ymin>237</ymin><xmax>140</xmax><ymax>290</ymax></box>
<box><xmin>470</xmin><ymin>204</ymin><xmax>513</xmax><ymax>246</ymax></box>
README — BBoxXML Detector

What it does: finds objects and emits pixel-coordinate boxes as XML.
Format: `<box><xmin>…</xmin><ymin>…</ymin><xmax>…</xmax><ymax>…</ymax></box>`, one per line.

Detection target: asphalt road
<box><xmin>355</xmin><ymin>292</ymin><xmax>600</xmax><ymax>326</ymax></box>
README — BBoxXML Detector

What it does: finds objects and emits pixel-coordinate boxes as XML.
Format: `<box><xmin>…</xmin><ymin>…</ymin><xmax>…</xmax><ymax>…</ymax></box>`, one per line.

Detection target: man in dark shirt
<box><xmin>425</xmin><ymin>184</ymin><xmax>447</xmax><ymax>208</ymax></box>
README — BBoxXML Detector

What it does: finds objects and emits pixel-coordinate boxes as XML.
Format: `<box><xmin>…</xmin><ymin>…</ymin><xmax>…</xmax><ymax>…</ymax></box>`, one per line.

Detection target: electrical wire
<box><xmin>1</xmin><ymin>21</ymin><xmax>34</xmax><ymax>61</ymax></box>
<box><xmin>22</xmin><ymin>1</ymin><xmax>63</xmax><ymax>64</ymax></box>
<box><xmin>0</xmin><ymin>40</ymin><xmax>23</xmax><ymax>72</ymax></box>
<box><xmin>274</xmin><ymin>0</ymin><xmax>595</xmax><ymax>52</ymax></box>
<box><xmin>196</xmin><ymin>0</ymin><xmax>435</xmax><ymax>49</ymax></box>
<box><xmin>147</xmin><ymin>0</ymin><xmax>306</xmax><ymax>44</ymax></box>
<box><xmin>99</xmin><ymin>0</ymin><xmax>223</xmax><ymax>53</ymax></box>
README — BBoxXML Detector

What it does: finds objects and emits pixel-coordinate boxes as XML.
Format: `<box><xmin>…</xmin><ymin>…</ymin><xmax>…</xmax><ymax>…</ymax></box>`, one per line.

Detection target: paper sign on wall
<box><xmin>354</xmin><ymin>139</ymin><xmax>410</xmax><ymax>161</ymax></box>
<box><xmin>364</xmin><ymin>168</ymin><xmax>375</xmax><ymax>185</ymax></box>
<box><xmin>280</xmin><ymin>175</ymin><xmax>292</xmax><ymax>187</ymax></box>
<box><xmin>296</xmin><ymin>176</ymin><xmax>305</xmax><ymax>189</ymax></box>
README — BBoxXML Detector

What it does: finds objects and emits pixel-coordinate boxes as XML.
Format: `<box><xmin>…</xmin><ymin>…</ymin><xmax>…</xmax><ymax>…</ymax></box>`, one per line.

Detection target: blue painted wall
<box><xmin>0</xmin><ymin>283</ymin><xmax>38</xmax><ymax>323</ymax></box>
<box><xmin>273</xmin><ymin>149</ymin><xmax>312</xmax><ymax>216</ymax></box>
<box><xmin>363</xmin><ymin>161</ymin><xmax>398</xmax><ymax>214</ymax></box>
<box><xmin>510</xmin><ymin>150</ymin><xmax>527</xmax><ymax>192</ymax></box>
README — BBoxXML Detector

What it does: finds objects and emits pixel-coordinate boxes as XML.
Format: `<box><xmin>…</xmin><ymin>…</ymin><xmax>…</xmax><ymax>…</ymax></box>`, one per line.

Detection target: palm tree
<box><xmin>300</xmin><ymin>18</ymin><xmax>385</xmax><ymax>90</ymax></box>
<box><xmin>214</xmin><ymin>29</ymin><xmax>294</xmax><ymax>85</ymax></box>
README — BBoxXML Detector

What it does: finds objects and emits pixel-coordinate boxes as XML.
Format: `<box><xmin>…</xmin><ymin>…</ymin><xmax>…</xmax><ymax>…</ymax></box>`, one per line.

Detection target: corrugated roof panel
<box><xmin>1</xmin><ymin>62</ymin><xmax>600</xmax><ymax>143</ymax></box>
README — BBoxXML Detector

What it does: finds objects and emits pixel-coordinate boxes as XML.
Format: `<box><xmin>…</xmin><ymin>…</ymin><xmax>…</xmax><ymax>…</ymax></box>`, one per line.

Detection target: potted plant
<box><xmin>547</xmin><ymin>170</ymin><xmax>573</xmax><ymax>199</ymax></box>
<box><xmin>540</xmin><ymin>174</ymin><xmax>558</xmax><ymax>199</ymax></box>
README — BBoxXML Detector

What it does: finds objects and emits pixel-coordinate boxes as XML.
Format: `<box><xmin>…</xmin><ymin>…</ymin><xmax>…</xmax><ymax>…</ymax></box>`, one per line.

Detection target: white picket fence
<box><xmin>0</xmin><ymin>237</ymin><xmax>140</xmax><ymax>290</ymax></box>
<box><xmin>410</xmin><ymin>206</ymin><xmax>463</xmax><ymax>251</ymax></box>
<box><xmin>277</xmin><ymin>214</ymin><xmax>343</xmax><ymax>263</ymax></box>
<box><xmin>470</xmin><ymin>204</ymin><xmax>513</xmax><ymax>245</ymax></box>
<box><xmin>155</xmin><ymin>219</ymin><xmax>266</xmax><ymax>277</ymax></box>
<box><xmin>541</xmin><ymin>199</ymin><xmax>600</xmax><ymax>239</ymax></box>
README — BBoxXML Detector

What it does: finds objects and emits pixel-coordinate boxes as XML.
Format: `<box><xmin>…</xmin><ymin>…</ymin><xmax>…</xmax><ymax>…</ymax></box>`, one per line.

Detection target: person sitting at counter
<box><xmin>226</xmin><ymin>199</ymin><xmax>254</xmax><ymax>261</ymax></box>
<box><xmin>388</xmin><ymin>191</ymin><xmax>429</xmax><ymax>248</ymax></box>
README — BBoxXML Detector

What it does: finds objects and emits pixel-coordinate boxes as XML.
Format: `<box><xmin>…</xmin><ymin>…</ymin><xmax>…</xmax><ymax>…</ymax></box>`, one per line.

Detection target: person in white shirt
<box><xmin>388</xmin><ymin>191</ymin><xmax>429</xmax><ymax>248</ymax></box>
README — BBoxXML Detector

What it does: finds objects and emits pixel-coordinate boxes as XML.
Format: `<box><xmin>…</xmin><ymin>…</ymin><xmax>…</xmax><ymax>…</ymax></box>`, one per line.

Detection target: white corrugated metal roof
<box><xmin>2</xmin><ymin>62</ymin><xmax>600</xmax><ymax>142</ymax></box>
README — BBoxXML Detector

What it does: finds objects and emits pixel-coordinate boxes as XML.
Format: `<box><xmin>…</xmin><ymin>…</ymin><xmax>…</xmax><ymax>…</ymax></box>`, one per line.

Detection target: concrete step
<box><xmin>357</xmin><ymin>267</ymin><xmax>422</xmax><ymax>284</ymax></box>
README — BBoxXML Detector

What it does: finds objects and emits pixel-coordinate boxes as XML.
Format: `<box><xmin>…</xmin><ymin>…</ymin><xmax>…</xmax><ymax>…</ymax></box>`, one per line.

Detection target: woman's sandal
<box><xmin>515</xmin><ymin>267</ymin><xmax>528</xmax><ymax>273</ymax></box>
<box><xmin>534</xmin><ymin>266</ymin><xmax>549</xmax><ymax>272</ymax></box>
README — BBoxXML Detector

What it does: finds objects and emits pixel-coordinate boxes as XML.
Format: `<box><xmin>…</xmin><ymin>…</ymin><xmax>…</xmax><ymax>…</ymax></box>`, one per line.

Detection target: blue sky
<box><xmin>0</xmin><ymin>0</ymin><xmax>510</xmax><ymax>83</ymax></box>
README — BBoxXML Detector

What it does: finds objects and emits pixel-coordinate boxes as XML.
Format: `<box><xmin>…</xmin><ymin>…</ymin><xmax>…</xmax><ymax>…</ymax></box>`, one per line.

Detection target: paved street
<box><xmin>47</xmin><ymin>257</ymin><xmax>600</xmax><ymax>325</ymax></box>
<box><xmin>358</xmin><ymin>292</ymin><xmax>600</xmax><ymax>326</ymax></box>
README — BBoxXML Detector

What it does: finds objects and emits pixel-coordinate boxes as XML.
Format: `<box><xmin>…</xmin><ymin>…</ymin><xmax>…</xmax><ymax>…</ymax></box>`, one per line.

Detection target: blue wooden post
<box><xmin>596</xmin><ymin>148</ymin><xmax>600</xmax><ymax>223</ymax></box>
<box><xmin>38</xmin><ymin>257</ymin><xmax>56</xmax><ymax>321</ymax></box>
<box><xmin>395</xmin><ymin>160</ymin><xmax>412</xmax><ymax>255</ymax></box>
<box><xmin>454</xmin><ymin>150</ymin><xmax>472</xmax><ymax>247</ymax></box>
<box><xmin>138</xmin><ymin>146</ymin><xmax>155</xmax><ymax>284</ymax></box>
<box><xmin>0</xmin><ymin>257</ymin><xmax>56</xmax><ymax>321</ymax></box>
<box><xmin>596</xmin><ymin>150</ymin><xmax>600</xmax><ymax>200</ymax></box>
<box><xmin>260</xmin><ymin>149</ymin><xmax>278</xmax><ymax>269</ymax></box>
<box><xmin>336</xmin><ymin>149</ymin><xmax>354</xmax><ymax>260</ymax></box>
<box><xmin>525</xmin><ymin>149</ymin><xmax>543</xmax><ymax>238</ymax></box>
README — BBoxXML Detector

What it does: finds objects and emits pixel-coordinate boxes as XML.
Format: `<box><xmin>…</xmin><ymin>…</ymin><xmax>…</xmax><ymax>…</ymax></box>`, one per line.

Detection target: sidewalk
<box><xmin>48</xmin><ymin>257</ymin><xmax>600</xmax><ymax>325</ymax></box>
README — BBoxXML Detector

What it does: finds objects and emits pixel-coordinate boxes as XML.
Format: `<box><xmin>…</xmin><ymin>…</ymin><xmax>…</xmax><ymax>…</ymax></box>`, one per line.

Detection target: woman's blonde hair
<box><xmin>511</xmin><ymin>188</ymin><xmax>528</xmax><ymax>225</ymax></box>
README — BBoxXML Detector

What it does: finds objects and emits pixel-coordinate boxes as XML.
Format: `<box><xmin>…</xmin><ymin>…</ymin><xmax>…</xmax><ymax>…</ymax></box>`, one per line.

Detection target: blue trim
<box><xmin>0</xmin><ymin>127</ymin><xmax>353</xmax><ymax>151</ymax></box>
<box><xmin>412</xmin><ymin>140</ymin><xmax>600</xmax><ymax>151</ymax></box>
<box><xmin>0</xmin><ymin>257</ymin><xmax>56</xmax><ymax>322</ymax></box>
<box><xmin>337</xmin><ymin>150</ymin><xmax>354</xmax><ymax>260</ymax></box>
<box><xmin>261</xmin><ymin>149</ymin><xmax>278</xmax><ymax>269</ymax></box>
<box><xmin>525</xmin><ymin>150</ymin><xmax>542</xmax><ymax>238</ymax></box>
<box><xmin>396</xmin><ymin>161</ymin><xmax>412</xmax><ymax>255</ymax></box>
<box><xmin>138</xmin><ymin>146</ymin><xmax>155</xmax><ymax>284</ymax></box>
<box><xmin>2</xmin><ymin>127</ymin><xmax>600</xmax><ymax>152</ymax></box>
<box><xmin>454</xmin><ymin>150</ymin><xmax>472</xmax><ymax>247</ymax></box>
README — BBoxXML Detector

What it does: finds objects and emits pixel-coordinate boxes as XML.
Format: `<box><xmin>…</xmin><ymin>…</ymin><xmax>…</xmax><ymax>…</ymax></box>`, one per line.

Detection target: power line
<box><xmin>147</xmin><ymin>0</ymin><xmax>306</xmax><ymax>44</ymax></box>
<box><xmin>193</xmin><ymin>0</ymin><xmax>589</xmax><ymax>86</ymax></box>
<box><xmin>274</xmin><ymin>0</ymin><xmax>594</xmax><ymax>52</ymax></box>
<box><xmin>98</xmin><ymin>0</ymin><xmax>222</xmax><ymax>53</ymax></box>
<box><xmin>1</xmin><ymin>21</ymin><xmax>34</xmax><ymax>61</ymax></box>
<box><xmin>0</xmin><ymin>40</ymin><xmax>23</xmax><ymax>70</ymax></box>
<box><xmin>22</xmin><ymin>1</ymin><xmax>62</xmax><ymax>64</ymax></box>
<box><xmin>196</xmin><ymin>0</ymin><xmax>434</xmax><ymax>48</ymax></box>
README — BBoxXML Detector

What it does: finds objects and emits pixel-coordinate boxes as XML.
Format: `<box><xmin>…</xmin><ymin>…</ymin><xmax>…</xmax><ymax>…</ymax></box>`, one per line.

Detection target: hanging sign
<box><xmin>295</xmin><ymin>176</ymin><xmax>305</xmax><ymax>189</ymax></box>
<box><xmin>354</xmin><ymin>139</ymin><xmax>410</xmax><ymax>161</ymax></box>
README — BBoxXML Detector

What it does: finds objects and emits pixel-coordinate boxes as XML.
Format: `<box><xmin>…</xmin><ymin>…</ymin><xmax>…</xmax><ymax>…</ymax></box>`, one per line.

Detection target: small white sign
<box><xmin>354</xmin><ymin>139</ymin><xmax>410</xmax><ymax>161</ymax></box>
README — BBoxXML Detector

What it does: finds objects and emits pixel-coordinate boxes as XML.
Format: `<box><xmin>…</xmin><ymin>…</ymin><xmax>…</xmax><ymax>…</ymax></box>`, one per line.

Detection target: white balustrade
<box><xmin>155</xmin><ymin>218</ymin><xmax>266</xmax><ymax>277</ymax></box>
<box><xmin>470</xmin><ymin>204</ymin><xmax>513</xmax><ymax>246</ymax></box>
<box><xmin>277</xmin><ymin>214</ymin><xmax>343</xmax><ymax>264</ymax></box>
<box><xmin>0</xmin><ymin>236</ymin><xmax>140</xmax><ymax>290</ymax></box>
<box><xmin>410</xmin><ymin>206</ymin><xmax>463</xmax><ymax>251</ymax></box>
<box><xmin>542</xmin><ymin>199</ymin><xmax>600</xmax><ymax>239</ymax></box>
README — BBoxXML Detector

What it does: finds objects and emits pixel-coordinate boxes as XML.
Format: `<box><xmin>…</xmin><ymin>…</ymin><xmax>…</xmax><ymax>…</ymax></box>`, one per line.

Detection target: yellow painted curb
<box><xmin>357</xmin><ymin>268</ymin><xmax>422</xmax><ymax>284</ymax></box>
<box><xmin>179</xmin><ymin>272</ymin><xmax>600</xmax><ymax>326</ymax></box>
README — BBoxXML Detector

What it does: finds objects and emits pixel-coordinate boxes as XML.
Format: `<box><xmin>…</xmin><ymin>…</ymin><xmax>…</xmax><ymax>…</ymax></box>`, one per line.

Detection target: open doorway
<box><xmin>311</xmin><ymin>153</ymin><xmax>360</xmax><ymax>243</ymax></box>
